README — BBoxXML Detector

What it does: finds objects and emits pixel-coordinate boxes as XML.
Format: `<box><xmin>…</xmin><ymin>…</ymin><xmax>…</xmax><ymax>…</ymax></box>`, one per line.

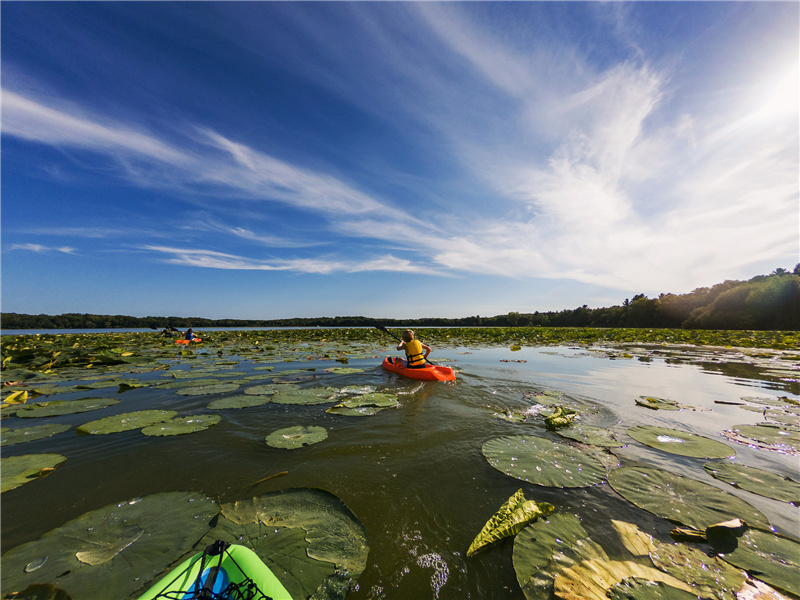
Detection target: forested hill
<box><xmin>3</xmin><ymin>266</ymin><xmax>799</xmax><ymax>331</ymax></box>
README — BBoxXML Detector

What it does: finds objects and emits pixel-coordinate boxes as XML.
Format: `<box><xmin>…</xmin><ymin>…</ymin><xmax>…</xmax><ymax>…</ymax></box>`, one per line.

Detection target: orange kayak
<box><xmin>382</xmin><ymin>357</ymin><xmax>456</xmax><ymax>381</ymax></box>
<box><xmin>175</xmin><ymin>338</ymin><xmax>202</xmax><ymax>345</ymax></box>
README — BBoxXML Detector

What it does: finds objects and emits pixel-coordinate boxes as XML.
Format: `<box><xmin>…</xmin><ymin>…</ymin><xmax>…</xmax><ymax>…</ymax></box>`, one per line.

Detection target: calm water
<box><xmin>2</xmin><ymin>342</ymin><xmax>798</xmax><ymax>599</ymax></box>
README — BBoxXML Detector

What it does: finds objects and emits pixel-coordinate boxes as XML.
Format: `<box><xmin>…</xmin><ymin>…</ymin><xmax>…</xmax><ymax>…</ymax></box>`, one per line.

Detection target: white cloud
<box><xmin>7</xmin><ymin>243</ymin><xmax>76</xmax><ymax>254</ymax></box>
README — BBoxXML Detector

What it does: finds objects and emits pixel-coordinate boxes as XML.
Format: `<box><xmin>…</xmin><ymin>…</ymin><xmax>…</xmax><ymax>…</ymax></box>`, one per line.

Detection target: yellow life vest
<box><xmin>405</xmin><ymin>339</ymin><xmax>425</xmax><ymax>367</ymax></box>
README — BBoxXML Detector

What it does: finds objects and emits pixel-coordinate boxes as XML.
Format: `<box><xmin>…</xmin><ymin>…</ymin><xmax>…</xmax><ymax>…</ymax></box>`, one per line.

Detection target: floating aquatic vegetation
<box><xmin>1</xmin><ymin>423</ymin><xmax>72</xmax><ymax>447</ymax></box>
<box><xmin>141</xmin><ymin>414</ymin><xmax>221</xmax><ymax>436</ymax></box>
<box><xmin>270</xmin><ymin>388</ymin><xmax>335</xmax><ymax>405</ymax></box>
<box><xmin>325</xmin><ymin>392</ymin><xmax>400</xmax><ymax>417</ymax></box>
<box><xmin>265</xmin><ymin>425</ymin><xmax>328</xmax><ymax>449</ymax></box>
<box><xmin>482</xmin><ymin>435</ymin><xmax>606</xmax><ymax>488</ymax></box>
<box><xmin>207</xmin><ymin>394</ymin><xmax>273</xmax><ymax>410</ymax></box>
<box><xmin>555</xmin><ymin>424</ymin><xmax>625</xmax><ymax>447</ymax></box>
<box><xmin>703</xmin><ymin>461</ymin><xmax>800</xmax><ymax>505</ymax></box>
<box><xmin>634</xmin><ymin>396</ymin><xmax>699</xmax><ymax>411</ymax></box>
<box><xmin>203</xmin><ymin>488</ymin><xmax>369</xmax><ymax>600</ymax></box>
<box><xmin>0</xmin><ymin>491</ymin><xmax>219</xmax><ymax>599</ymax></box>
<box><xmin>76</xmin><ymin>410</ymin><xmax>177</xmax><ymax>435</ymax></box>
<box><xmin>174</xmin><ymin>382</ymin><xmax>240</xmax><ymax>395</ymax></box>
<box><xmin>1</xmin><ymin>454</ymin><xmax>67</xmax><ymax>493</ymax></box>
<box><xmin>722</xmin><ymin>423</ymin><xmax>800</xmax><ymax>455</ymax></box>
<box><xmin>607</xmin><ymin>466</ymin><xmax>770</xmax><ymax>531</ymax></box>
<box><xmin>466</xmin><ymin>489</ymin><xmax>553</xmax><ymax>557</ymax></box>
<box><xmin>243</xmin><ymin>383</ymin><xmax>286</xmax><ymax>395</ymax></box>
<box><xmin>543</xmin><ymin>406</ymin><xmax>577</xmax><ymax>430</ymax></box>
<box><xmin>626</xmin><ymin>425</ymin><xmax>735</xmax><ymax>458</ymax></box>
<box><xmin>14</xmin><ymin>398</ymin><xmax>120</xmax><ymax>418</ymax></box>
<box><xmin>324</xmin><ymin>367</ymin><xmax>365</xmax><ymax>374</ymax></box>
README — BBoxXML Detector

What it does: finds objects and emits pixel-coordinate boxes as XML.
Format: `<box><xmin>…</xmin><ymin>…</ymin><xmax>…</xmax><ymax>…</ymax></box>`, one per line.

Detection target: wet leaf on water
<box><xmin>1</xmin><ymin>423</ymin><xmax>72</xmax><ymax>447</ymax></box>
<box><xmin>2</xmin><ymin>583</ymin><xmax>74</xmax><ymax>600</ymax></box>
<box><xmin>482</xmin><ymin>435</ymin><xmax>606</xmax><ymax>488</ymax></box>
<box><xmin>265</xmin><ymin>425</ymin><xmax>328</xmax><ymax>449</ymax></box>
<box><xmin>0</xmin><ymin>491</ymin><xmax>219</xmax><ymax>599</ymax></box>
<box><xmin>544</xmin><ymin>406</ymin><xmax>577</xmax><ymax>430</ymax></box>
<box><xmin>703</xmin><ymin>461</ymin><xmax>800</xmax><ymax>505</ymax></box>
<box><xmin>634</xmin><ymin>396</ymin><xmax>699</xmax><ymax>411</ymax></box>
<box><xmin>722</xmin><ymin>423</ymin><xmax>800</xmax><ymax>455</ymax></box>
<box><xmin>467</xmin><ymin>489</ymin><xmax>553</xmax><ymax>557</ymax></box>
<box><xmin>1</xmin><ymin>454</ymin><xmax>67</xmax><ymax>493</ymax></box>
<box><xmin>715</xmin><ymin>528</ymin><xmax>800</xmax><ymax>597</ymax></box>
<box><xmin>15</xmin><ymin>398</ymin><xmax>120</xmax><ymax>418</ymax></box>
<box><xmin>207</xmin><ymin>394</ymin><xmax>273</xmax><ymax>409</ymax></box>
<box><xmin>4</xmin><ymin>390</ymin><xmax>29</xmax><ymax>404</ymax></box>
<box><xmin>270</xmin><ymin>388</ymin><xmax>335</xmax><ymax>405</ymax></box>
<box><xmin>556</xmin><ymin>424</ymin><xmax>625</xmax><ymax>447</ymax></box>
<box><xmin>607</xmin><ymin>466</ymin><xmax>770</xmax><ymax>531</ymax></box>
<box><xmin>323</xmin><ymin>367</ymin><xmax>365</xmax><ymax>374</ymax></box>
<box><xmin>174</xmin><ymin>382</ymin><xmax>240</xmax><ymax>396</ymax></box>
<box><xmin>243</xmin><ymin>383</ymin><xmax>286</xmax><ymax>395</ymax></box>
<box><xmin>141</xmin><ymin>414</ymin><xmax>222</xmax><ymax>436</ymax></box>
<box><xmin>554</xmin><ymin>559</ymin><xmax>695</xmax><ymax>600</ymax></box>
<box><xmin>626</xmin><ymin>425</ymin><xmax>735</xmax><ymax>459</ymax></box>
<box><xmin>606</xmin><ymin>578</ymin><xmax>700</xmax><ymax>600</ymax></box>
<box><xmin>76</xmin><ymin>410</ymin><xmax>177</xmax><ymax>435</ymax></box>
<box><xmin>205</xmin><ymin>488</ymin><xmax>369</xmax><ymax>600</ymax></box>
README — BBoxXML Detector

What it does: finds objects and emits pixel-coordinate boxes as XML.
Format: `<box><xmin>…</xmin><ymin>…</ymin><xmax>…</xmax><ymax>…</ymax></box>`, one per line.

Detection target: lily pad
<box><xmin>606</xmin><ymin>578</ymin><xmax>700</xmax><ymax>600</ymax></box>
<box><xmin>544</xmin><ymin>406</ymin><xmax>577</xmax><ymax>430</ymax></box>
<box><xmin>265</xmin><ymin>425</ymin><xmax>328</xmax><ymax>449</ymax></box>
<box><xmin>15</xmin><ymin>398</ymin><xmax>120</xmax><ymax>418</ymax></box>
<box><xmin>554</xmin><ymin>559</ymin><xmax>695</xmax><ymax>600</ymax></box>
<box><xmin>715</xmin><ymin>527</ymin><xmax>800</xmax><ymax>597</ymax></box>
<box><xmin>76</xmin><ymin>410</ymin><xmax>177</xmax><ymax>435</ymax></box>
<box><xmin>1</xmin><ymin>454</ymin><xmax>67</xmax><ymax>493</ymax></box>
<box><xmin>327</xmin><ymin>392</ymin><xmax>399</xmax><ymax>416</ymax></box>
<box><xmin>270</xmin><ymin>388</ymin><xmax>335</xmax><ymax>405</ymax></box>
<box><xmin>174</xmin><ymin>382</ymin><xmax>240</xmax><ymax>395</ymax></box>
<box><xmin>202</xmin><ymin>488</ymin><xmax>369</xmax><ymax>600</ymax></box>
<box><xmin>323</xmin><ymin>367</ymin><xmax>365</xmax><ymax>374</ymax></box>
<box><xmin>722</xmin><ymin>423</ymin><xmax>800</xmax><ymax>455</ymax></box>
<box><xmin>635</xmin><ymin>396</ymin><xmax>697</xmax><ymax>411</ymax></box>
<box><xmin>141</xmin><ymin>414</ymin><xmax>222</xmax><ymax>437</ymax></box>
<box><xmin>556</xmin><ymin>424</ymin><xmax>625</xmax><ymax>447</ymax></box>
<box><xmin>513</xmin><ymin>513</ymin><xmax>608</xmax><ymax>600</ymax></box>
<box><xmin>482</xmin><ymin>435</ymin><xmax>606</xmax><ymax>488</ymax></box>
<box><xmin>607</xmin><ymin>466</ymin><xmax>770</xmax><ymax>530</ymax></box>
<box><xmin>0</xmin><ymin>491</ymin><xmax>219</xmax><ymax>599</ymax></box>
<box><xmin>243</xmin><ymin>383</ymin><xmax>286</xmax><ymax>395</ymax></box>
<box><xmin>207</xmin><ymin>394</ymin><xmax>273</xmax><ymax>410</ymax></box>
<box><xmin>1</xmin><ymin>423</ymin><xmax>72</xmax><ymax>447</ymax></box>
<box><xmin>626</xmin><ymin>426</ymin><xmax>735</xmax><ymax>458</ymax></box>
<box><xmin>703</xmin><ymin>461</ymin><xmax>800</xmax><ymax>505</ymax></box>
<box><xmin>467</xmin><ymin>489</ymin><xmax>553</xmax><ymax>557</ymax></box>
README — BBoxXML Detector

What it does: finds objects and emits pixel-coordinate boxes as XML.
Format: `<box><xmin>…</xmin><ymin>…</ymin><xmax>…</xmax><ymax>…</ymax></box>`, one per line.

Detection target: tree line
<box><xmin>2</xmin><ymin>265</ymin><xmax>798</xmax><ymax>331</ymax></box>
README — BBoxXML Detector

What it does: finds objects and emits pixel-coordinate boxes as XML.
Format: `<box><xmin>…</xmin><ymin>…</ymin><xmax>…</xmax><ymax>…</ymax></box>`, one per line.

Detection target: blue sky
<box><xmin>2</xmin><ymin>2</ymin><xmax>798</xmax><ymax>320</ymax></box>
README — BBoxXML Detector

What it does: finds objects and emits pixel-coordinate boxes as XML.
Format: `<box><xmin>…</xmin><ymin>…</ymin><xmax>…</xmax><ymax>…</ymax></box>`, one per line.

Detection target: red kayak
<box><xmin>175</xmin><ymin>338</ymin><xmax>202</xmax><ymax>345</ymax></box>
<box><xmin>382</xmin><ymin>357</ymin><xmax>456</xmax><ymax>382</ymax></box>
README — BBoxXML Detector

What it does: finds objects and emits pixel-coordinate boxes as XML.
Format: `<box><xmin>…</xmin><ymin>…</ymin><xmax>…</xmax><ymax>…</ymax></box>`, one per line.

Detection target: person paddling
<box><xmin>184</xmin><ymin>328</ymin><xmax>196</xmax><ymax>341</ymax></box>
<box><xmin>396</xmin><ymin>329</ymin><xmax>431</xmax><ymax>368</ymax></box>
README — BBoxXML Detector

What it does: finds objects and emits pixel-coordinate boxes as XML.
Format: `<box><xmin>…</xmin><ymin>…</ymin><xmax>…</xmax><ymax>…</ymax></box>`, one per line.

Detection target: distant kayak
<box><xmin>382</xmin><ymin>357</ymin><xmax>456</xmax><ymax>382</ymax></box>
<box><xmin>137</xmin><ymin>540</ymin><xmax>293</xmax><ymax>600</ymax></box>
<box><xmin>175</xmin><ymin>338</ymin><xmax>202</xmax><ymax>345</ymax></box>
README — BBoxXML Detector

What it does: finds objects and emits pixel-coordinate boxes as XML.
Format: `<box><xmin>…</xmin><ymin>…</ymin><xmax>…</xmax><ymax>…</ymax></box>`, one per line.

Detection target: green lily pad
<box><xmin>703</xmin><ymin>461</ymin><xmax>800</xmax><ymax>505</ymax></box>
<box><xmin>715</xmin><ymin>528</ymin><xmax>800</xmax><ymax>597</ymax></box>
<box><xmin>0</xmin><ymin>491</ymin><xmax>219</xmax><ymax>599</ymax></box>
<box><xmin>513</xmin><ymin>513</ymin><xmax>608</xmax><ymax>600</ymax></box>
<box><xmin>207</xmin><ymin>394</ymin><xmax>273</xmax><ymax>410</ymax></box>
<box><xmin>556</xmin><ymin>424</ymin><xmax>625</xmax><ymax>447</ymax></box>
<box><xmin>175</xmin><ymin>382</ymin><xmax>240</xmax><ymax>396</ymax></box>
<box><xmin>722</xmin><ymin>423</ymin><xmax>800</xmax><ymax>455</ymax></box>
<box><xmin>1</xmin><ymin>454</ymin><xmax>67</xmax><ymax>493</ymax></box>
<box><xmin>76</xmin><ymin>410</ymin><xmax>177</xmax><ymax>435</ymax></box>
<box><xmin>332</xmin><ymin>392</ymin><xmax>398</xmax><ymax>409</ymax></box>
<box><xmin>243</xmin><ymin>383</ymin><xmax>286</xmax><ymax>395</ymax></box>
<box><xmin>544</xmin><ymin>406</ymin><xmax>577</xmax><ymax>430</ymax></box>
<box><xmin>1</xmin><ymin>423</ymin><xmax>72</xmax><ymax>447</ymax></box>
<box><xmin>141</xmin><ymin>414</ymin><xmax>221</xmax><ymax>437</ymax></box>
<box><xmin>634</xmin><ymin>396</ymin><xmax>697</xmax><ymax>411</ymax></box>
<box><xmin>554</xmin><ymin>559</ymin><xmax>695</xmax><ymax>600</ymax></box>
<box><xmin>467</xmin><ymin>489</ymin><xmax>553</xmax><ymax>557</ymax></box>
<box><xmin>265</xmin><ymin>425</ymin><xmax>328</xmax><ymax>449</ymax></box>
<box><xmin>606</xmin><ymin>578</ymin><xmax>700</xmax><ymax>600</ymax></box>
<box><xmin>324</xmin><ymin>367</ymin><xmax>365</xmax><ymax>374</ymax></box>
<box><xmin>482</xmin><ymin>435</ymin><xmax>606</xmax><ymax>488</ymax></box>
<box><xmin>326</xmin><ymin>405</ymin><xmax>386</xmax><ymax>417</ymax></box>
<box><xmin>202</xmin><ymin>488</ymin><xmax>368</xmax><ymax>600</ymax></box>
<box><xmin>607</xmin><ymin>466</ymin><xmax>770</xmax><ymax>530</ymax></box>
<box><xmin>270</xmin><ymin>388</ymin><xmax>335</xmax><ymax>405</ymax></box>
<box><xmin>626</xmin><ymin>426</ymin><xmax>735</xmax><ymax>458</ymax></box>
<box><xmin>0</xmin><ymin>583</ymin><xmax>75</xmax><ymax>600</ymax></box>
<box><xmin>15</xmin><ymin>398</ymin><xmax>120</xmax><ymax>418</ymax></box>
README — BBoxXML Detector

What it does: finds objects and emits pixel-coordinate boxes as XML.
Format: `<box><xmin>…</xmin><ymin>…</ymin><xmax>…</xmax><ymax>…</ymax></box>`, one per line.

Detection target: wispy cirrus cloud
<box><xmin>7</xmin><ymin>243</ymin><xmax>76</xmax><ymax>254</ymax></box>
<box><xmin>141</xmin><ymin>245</ymin><xmax>443</xmax><ymax>275</ymax></box>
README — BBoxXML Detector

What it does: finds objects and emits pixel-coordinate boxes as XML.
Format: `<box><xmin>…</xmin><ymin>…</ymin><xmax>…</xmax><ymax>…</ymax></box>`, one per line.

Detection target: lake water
<box><xmin>1</xmin><ymin>338</ymin><xmax>798</xmax><ymax>599</ymax></box>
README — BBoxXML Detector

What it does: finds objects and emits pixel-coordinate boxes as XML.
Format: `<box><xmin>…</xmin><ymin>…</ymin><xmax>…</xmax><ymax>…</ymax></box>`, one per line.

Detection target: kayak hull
<box><xmin>137</xmin><ymin>542</ymin><xmax>293</xmax><ymax>600</ymax></box>
<box><xmin>175</xmin><ymin>338</ymin><xmax>202</xmax><ymax>345</ymax></box>
<box><xmin>382</xmin><ymin>357</ymin><xmax>456</xmax><ymax>381</ymax></box>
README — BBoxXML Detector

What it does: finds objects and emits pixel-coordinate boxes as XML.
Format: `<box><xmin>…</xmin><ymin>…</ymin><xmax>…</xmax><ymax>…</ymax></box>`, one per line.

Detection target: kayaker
<box><xmin>184</xmin><ymin>328</ymin><xmax>196</xmax><ymax>341</ymax></box>
<box><xmin>396</xmin><ymin>329</ymin><xmax>431</xmax><ymax>368</ymax></box>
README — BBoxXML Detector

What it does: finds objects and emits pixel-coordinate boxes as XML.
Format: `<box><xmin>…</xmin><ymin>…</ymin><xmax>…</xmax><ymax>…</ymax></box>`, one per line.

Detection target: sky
<box><xmin>1</xmin><ymin>2</ymin><xmax>798</xmax><ymax>321</ymax></box>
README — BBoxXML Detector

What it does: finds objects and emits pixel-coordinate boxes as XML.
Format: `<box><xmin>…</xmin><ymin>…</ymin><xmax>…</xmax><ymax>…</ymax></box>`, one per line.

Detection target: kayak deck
<box><xmin>137</xmin><ymin>541</ymin><xmax>292</xmax><ymax>600</ymax></box>
<box><xmin>382</xmin><ymin>357</ymin><xmax>456</xmax><ymax>381</ymax></box>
